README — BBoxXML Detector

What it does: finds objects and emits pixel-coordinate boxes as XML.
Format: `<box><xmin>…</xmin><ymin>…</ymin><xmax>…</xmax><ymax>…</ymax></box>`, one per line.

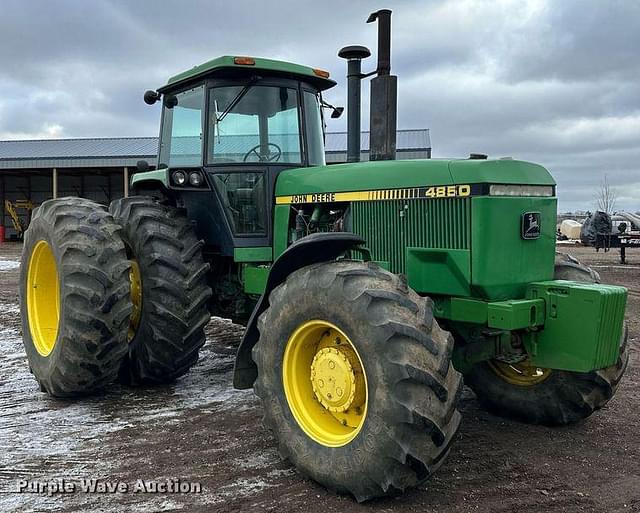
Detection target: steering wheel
<box><xmin>243</xmin><ymin>143</ymin><xmax>282</xmax><ymax>162</ymax></box>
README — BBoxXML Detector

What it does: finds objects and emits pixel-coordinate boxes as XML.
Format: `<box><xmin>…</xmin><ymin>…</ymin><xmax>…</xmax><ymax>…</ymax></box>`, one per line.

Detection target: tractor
<box><xmin>19</xmin><ymin>9</ymin><xmax>628</xmax><ymax>502</ymax></box>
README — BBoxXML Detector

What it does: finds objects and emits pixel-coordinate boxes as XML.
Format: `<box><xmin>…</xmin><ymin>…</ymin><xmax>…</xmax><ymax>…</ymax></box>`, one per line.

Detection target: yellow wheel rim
<box><xmin>27</xmin><ymin>240</ymin><xmax>60</xmax><ymax>356</ymax></box>
<box><xmin>488</xmin><ymin>359</ymin><xmax>552</xmax><ymax>386</ymax></box>
<box><xmin>128</xmin><ymin>259</ymin><xmax>142</xmax><ymax>342</ymax></box>
<box><xmin>282</xmin><ymin>320</ymin><xmax>368</xmax><ymax>447</ymax></box>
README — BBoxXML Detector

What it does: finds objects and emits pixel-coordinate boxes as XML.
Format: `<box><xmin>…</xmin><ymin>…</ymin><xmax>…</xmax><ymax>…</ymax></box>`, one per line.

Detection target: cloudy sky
<box><xmin>1</xmin><ymin>0</ymin><xmax>638</xmax><ymax>211</ymax></box>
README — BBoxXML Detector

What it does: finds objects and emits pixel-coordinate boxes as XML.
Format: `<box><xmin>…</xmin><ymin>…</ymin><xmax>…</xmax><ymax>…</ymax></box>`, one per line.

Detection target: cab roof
<box><xmin>159</xmin><ymin>55</ymin><xmax>337</xmax><ymax>93</ymax></box>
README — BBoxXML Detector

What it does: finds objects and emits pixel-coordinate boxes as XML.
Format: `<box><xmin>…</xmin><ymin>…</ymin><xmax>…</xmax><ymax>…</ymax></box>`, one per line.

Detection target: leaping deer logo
<box><xmin>526</xmin><ymin>213</ymin><xmax>539</xmax><ymax>234</ymax></box>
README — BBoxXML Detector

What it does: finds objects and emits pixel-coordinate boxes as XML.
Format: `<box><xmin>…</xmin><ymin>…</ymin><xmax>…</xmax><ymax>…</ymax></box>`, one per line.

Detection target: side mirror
<box><xmin>136</xmin><ymin>160</ymin><xmax>150</xmax><ymax>173</ymax></box>
<box><xmin>322</xmin><ymin>100</ymin><xmax>344</xmax><ymax>119</ymax></box>
<box><xmin>144</xmin><ymin>90</ymin><xmax>161</xmax><ymax>105</ymax></box>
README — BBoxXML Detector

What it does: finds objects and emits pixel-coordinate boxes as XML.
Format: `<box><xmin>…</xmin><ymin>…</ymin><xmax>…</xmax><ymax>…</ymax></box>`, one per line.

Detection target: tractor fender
<box><xmin>232</xmin><ymin>232</ymin><xmax>367</xmax><ymax>389</ymax></box>
<box><xmin>130</xmin><ymin>168</ymin><xmax>171</xmax><ymax>198</ymax></box>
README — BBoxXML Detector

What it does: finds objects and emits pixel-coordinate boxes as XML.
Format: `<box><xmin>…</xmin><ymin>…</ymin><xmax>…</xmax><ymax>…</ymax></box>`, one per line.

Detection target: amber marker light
<box><xmin>313</xmin><ymin>68</ymin><xmax>330</xmax><ymax>78</ymax></box>
<box><xmin>234</xmin><ymin>56</ymin><xmax>256</xmax><ymax>65</ymax></box>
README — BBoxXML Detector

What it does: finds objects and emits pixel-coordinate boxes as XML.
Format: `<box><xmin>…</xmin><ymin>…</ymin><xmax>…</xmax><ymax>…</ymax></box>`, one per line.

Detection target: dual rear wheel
<box><xmin>20</xmin><ymin>196</ymin><xmax>211</xmax><ymax>396</ymax></box>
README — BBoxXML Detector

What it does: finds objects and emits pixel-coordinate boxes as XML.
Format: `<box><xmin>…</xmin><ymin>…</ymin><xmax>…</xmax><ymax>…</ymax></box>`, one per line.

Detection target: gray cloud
<box><xmin>0</xmin><ymin>0</ymin><xmax>638</xmax><ymax>212</ymax></box>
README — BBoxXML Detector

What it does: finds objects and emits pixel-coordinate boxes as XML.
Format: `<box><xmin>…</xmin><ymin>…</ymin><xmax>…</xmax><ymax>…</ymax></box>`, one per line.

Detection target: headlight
<box><xmin>189</xmin><ymin>171</ymin><xmax>203</xmax><ymax>187</ymax></box>
<box><xmin>489</xmin><ymin>185</ymin><xmax>554</xmax><ymax>197</ymax></box>
<box><xmin>172</xmin><ymin>170</ymin><xmax>186</xmax><ymax>186</ymax></box>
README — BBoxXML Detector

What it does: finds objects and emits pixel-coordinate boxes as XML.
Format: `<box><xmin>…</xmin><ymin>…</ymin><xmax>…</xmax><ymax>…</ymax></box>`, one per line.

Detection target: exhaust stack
<box><xmin>367</xmin><ymin>9</ymin><xmax>397</xmax><ymax>161</ymax></box>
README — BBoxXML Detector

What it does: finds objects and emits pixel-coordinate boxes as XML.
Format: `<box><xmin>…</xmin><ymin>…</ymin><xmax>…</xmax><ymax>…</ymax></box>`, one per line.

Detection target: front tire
<box><xmin>253</xmin><ymin>261</ymin><xmax>462</xmax><ymax>501</ymax></box>
<box><xmin>109</xmin><ymin>197</ymin><xmax>212</xmax><ymax>385</ymax></box>
<box><xmin>20</xmin><ymin>198</ymin><xmax>131</xmax><ymax>397</ymax></box>
<box><xmin>464</xmin><ymin>253</ymin><xmax>629</xmax><ymax>425</ymax></box>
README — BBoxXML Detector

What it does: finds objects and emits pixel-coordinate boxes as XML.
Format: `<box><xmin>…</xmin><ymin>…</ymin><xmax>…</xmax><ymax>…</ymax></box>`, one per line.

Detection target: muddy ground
<box><xmin>0</xmin><ymin>242</ymin><xmax>638</xmax><ymax>513</ymax></box>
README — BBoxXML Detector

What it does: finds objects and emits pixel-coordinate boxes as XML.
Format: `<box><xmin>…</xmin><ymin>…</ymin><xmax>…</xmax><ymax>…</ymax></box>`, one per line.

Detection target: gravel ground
<box><xmin>0</xmin><ymin>242</ymin><xmax>638</xmax><ymax>513</ymax></box>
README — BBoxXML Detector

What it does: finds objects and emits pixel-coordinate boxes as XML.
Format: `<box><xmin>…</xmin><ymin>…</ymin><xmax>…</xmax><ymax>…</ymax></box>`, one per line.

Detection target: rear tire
<box><xmin>464</xmin><ymin>253</ymin><xmax>629</xmax><ymax>425</ymax></box>
<box><xmin>253</xmin><ymin>260</ymin><xmax>462</xmax><ymax>501</ymax></box>
<box><xmin>20</xmin><ymin>197</ymin><xmax>131</xmax><ymax>397</ymax></box>
<box><xmin>109</xmin><ymin>196</ymin><xmax>212</xmax><ymax>385</ymax></box>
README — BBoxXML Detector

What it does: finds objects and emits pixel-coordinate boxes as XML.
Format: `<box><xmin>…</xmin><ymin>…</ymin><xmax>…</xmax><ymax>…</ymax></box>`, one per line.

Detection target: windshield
<box><xmin>158</xmin><ymin>86</ymin><xmax>203</xmax><ymax>167</ymax></box>
<box><xmin>207</xmin><ymin>85</ymin><xmax>301</xmax><ymax>164</ymax></box>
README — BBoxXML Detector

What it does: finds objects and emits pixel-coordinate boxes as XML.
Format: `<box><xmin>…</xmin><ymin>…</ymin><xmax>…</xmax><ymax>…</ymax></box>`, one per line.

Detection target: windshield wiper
<box><xmin>215</xmin><ymin>76</ymin><xmax>260</xmax><ymax>124</ymax></box>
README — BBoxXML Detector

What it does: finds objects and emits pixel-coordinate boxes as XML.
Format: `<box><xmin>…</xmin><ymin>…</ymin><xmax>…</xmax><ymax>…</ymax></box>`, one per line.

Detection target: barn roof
<box><xmin>0</xmin><ymin>129</ymin><xmax>430</xmax><ymax>169</ymax></box>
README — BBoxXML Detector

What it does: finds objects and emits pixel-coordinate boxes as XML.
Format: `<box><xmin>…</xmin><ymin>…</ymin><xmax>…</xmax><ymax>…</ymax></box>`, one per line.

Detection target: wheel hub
<box><xmin>311</xmin><ymin>347</ymin><xmax>359</xmax><ymax>412</ymax></box>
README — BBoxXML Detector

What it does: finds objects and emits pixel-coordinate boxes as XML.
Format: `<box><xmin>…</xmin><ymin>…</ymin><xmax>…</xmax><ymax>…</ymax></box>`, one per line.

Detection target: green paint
<box><xmin>273</xmin><ymin>205</ymin><xmax>290</xmax><ymax>259</ymax></box>
<box><xmin>243</xmin><ymin>264</ymin><xmax>270</xmax><ymax>295</ymax></box>
<box><xmin>449</xmin><ymin>159</ymin><xmax>555</xmax><ymax>185</ymax></box>
<box><xmin>434</xmin><ymin>297</ymin><xmax>490</xmax><ymax>325</ymax></box>
<box><xmin>436</xmin><ymin>278</ymin><xmax>627</xmax><ymax>373</ymax></box>
<box><xmin>234</xmin><ymin>247</ymin><xmax>272</xmax><ymax>263</ymax></box>
<box><xmin>130</xmin><ymin>168</ymin><xmax>168</xmax><ymax>188</ymax></box>
<box><xmin>275</xmin><ymin>158</ymin><xmax>555</xmax><ymax>196</ymax></box>
<box><xmin>160</xmin><ymin>55</ymin><xmax>336</xmax><ymax>93</ymax></box>
<box><xmin>526</xmin><ymin>280</ymin><xmax>627</xmax><ymax>371</ymax></box>
<box><xmin>470</xmin><ymin>196</ymin><xmax>556</xmax><ymax>300</ymax></box>
<box><xmin>435</xmin><ymin>297</ymin><xmax>544</xmax><ymax>331</ymax></box>
<box><xmin>487</xmin><ymin>299</ymin><xmax>545</xmax><ymax>330</ymax></box>
<box><xmin>435</xmin><ymin>296</ymin><xmax>544</xmax><ymax>329</ymax></box>
<box><xmin>406</xmin><ymin>248</ymin><xmax>471</xmax><ymax>296</ymax></box>
<box><xmin>352</xmin><ymin>197</ymin><xmax>470</xmax><ymax>276</ymax></box>
<box><xmin>277</xmin><ymin>159</ymin><xmax>453</xmax><ymax>195</ymax></box>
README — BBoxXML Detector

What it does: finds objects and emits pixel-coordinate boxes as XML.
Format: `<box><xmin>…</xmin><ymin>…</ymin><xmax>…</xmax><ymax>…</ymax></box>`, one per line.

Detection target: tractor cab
<box><xmin>136</xmin><ymin>56</ymin><xmax>336</xmax><ymax>253</ymax></box>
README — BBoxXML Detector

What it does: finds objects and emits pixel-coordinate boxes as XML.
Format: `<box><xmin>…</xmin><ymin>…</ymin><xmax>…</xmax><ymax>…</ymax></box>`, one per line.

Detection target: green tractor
<box><xmin>20</xmin><ymin>10</ymin><xmax>628</xmax><ymax>502</ymax></box>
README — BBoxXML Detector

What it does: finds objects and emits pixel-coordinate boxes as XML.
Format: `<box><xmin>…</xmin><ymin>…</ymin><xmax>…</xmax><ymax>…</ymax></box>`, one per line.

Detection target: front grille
<box><xmin>351</xmin><ymin>197</ymin><xmax>471</xmax><ymax>274</ymax></box>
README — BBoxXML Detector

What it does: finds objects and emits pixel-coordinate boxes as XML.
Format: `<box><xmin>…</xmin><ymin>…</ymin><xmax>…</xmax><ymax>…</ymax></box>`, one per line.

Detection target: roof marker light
<box><xmin>313</xmin><ymin>68</ymin><xmax>330</xmax><ymax>78</ymax></box>
<box><xmin>234</xmin><ymin>56</ymin><xmax>256</xmax><ymax>65</ymax></box>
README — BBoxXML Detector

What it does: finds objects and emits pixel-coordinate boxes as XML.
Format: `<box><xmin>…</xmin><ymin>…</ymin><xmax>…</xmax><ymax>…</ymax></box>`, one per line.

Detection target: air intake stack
<box><xmin>338</xmin><ymin>45</ymin><xmax>371</xmax><ymax>163</ymax></box>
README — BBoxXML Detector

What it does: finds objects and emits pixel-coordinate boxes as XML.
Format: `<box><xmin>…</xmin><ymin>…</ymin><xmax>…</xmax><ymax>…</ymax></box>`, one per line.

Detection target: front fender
<box><xmin>232</xmin><ymin>232</ymin><xmax>368</xmax><ymax>389</ymax></box>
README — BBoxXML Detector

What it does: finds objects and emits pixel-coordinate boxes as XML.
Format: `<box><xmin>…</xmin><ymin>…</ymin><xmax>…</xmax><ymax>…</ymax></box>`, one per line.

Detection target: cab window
<box><xmin>207</xmin><ymin>86</ymin><xmax>301</xmax><ymax>164</ymax></box>
<box><xmin>158</xmin><ymin>86</ymin><xmax>204</xmax><ymax>167</ymax></box>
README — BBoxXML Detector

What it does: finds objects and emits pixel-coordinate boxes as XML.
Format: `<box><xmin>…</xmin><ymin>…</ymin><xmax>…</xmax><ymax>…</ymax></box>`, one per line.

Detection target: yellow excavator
<box><xmin>5</xmin><ymin>199</ymin><xmax>35</xmax><ymax>239</ymax></box>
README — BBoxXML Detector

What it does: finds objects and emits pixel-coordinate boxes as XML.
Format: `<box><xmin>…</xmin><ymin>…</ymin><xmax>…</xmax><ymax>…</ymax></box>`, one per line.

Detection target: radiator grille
<box><xmin>351</xmin><ymin>198</ymin><xmax>471</xmax><ymax>274</ymax></box>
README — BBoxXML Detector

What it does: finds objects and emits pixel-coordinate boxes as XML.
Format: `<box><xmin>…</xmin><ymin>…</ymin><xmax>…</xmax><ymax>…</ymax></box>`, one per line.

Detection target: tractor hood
<box><xmin>275</xmin><ymin>159</ymin><xmax>555</xmax><ymax>197</ymax></box>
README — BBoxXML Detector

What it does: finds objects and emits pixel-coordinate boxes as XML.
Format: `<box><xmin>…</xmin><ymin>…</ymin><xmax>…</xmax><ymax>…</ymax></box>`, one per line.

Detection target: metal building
<box><xmin>0</xmin><ymin>129</ymin><xmax>430</xmax><ymax>239</ymax></box>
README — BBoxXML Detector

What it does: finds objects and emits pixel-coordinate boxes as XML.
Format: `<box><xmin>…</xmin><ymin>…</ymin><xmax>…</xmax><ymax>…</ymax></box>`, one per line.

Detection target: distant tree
<box><xmin>595</xmin><ymin>175</ymin><xmax>617</xmax><ymax>214</ymax></box>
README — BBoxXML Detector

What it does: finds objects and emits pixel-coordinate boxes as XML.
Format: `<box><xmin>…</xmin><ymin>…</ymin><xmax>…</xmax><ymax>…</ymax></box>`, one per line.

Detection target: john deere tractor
<box><xmin>20</xmin><ymin>10</ymin><xmax>628</xmax><ymax>502</ymax></box>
